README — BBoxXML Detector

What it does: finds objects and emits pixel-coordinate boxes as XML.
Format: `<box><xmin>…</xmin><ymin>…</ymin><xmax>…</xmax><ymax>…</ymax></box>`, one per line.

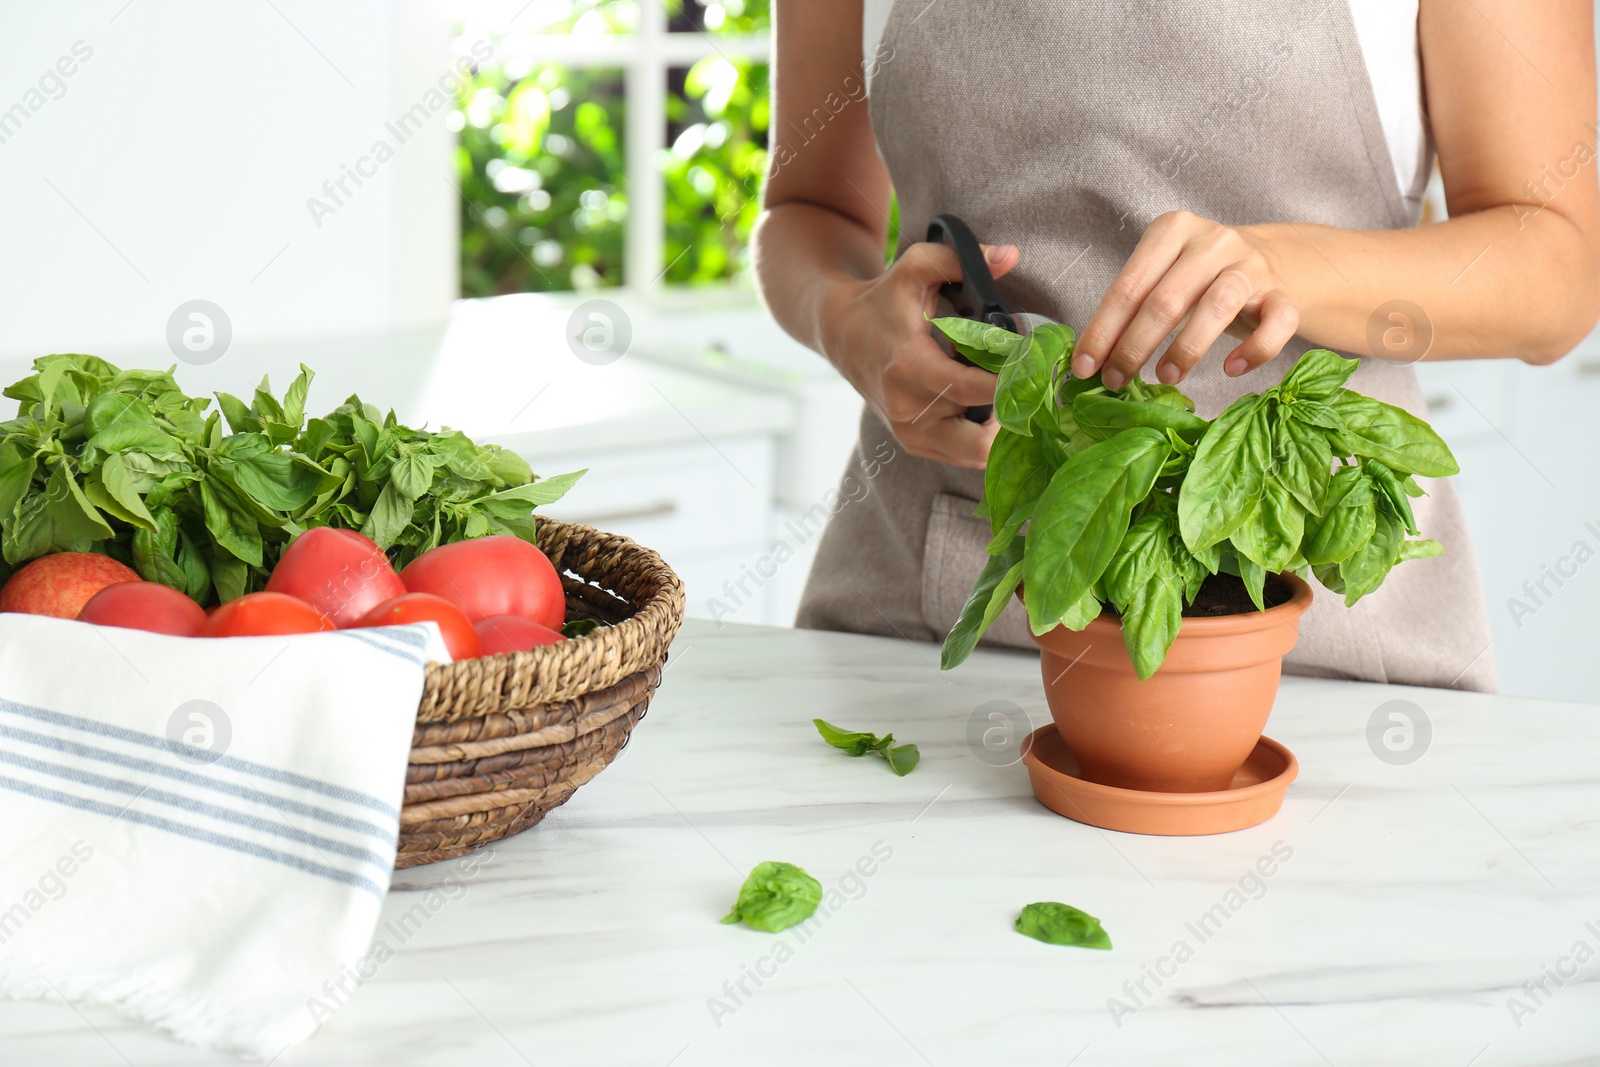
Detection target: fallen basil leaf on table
<box><xmin>1014</xmin><ymin>902</ymin><xmax>1113</xmax><ymax>949</ymax></box>
<box><xmin>880</xmin><ymin>741</ymin><xmax>920</xmax><ymax>776</ymax></box>
<box><xmin>812</xmin><ymin>718</ymin><xmax>920</xmax><ymax>776</ymax></box>
<box><xmin>721</xmin><ymin>862</ymin><xmax>823</xmax><ymax>933</ymax></box>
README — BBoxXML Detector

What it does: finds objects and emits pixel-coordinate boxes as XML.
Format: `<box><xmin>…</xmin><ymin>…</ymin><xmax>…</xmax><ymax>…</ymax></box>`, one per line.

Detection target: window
<box><xmin>451</xmin><ymin>0</ymin><xmax>771</xmax><ymax>296</ymax></box>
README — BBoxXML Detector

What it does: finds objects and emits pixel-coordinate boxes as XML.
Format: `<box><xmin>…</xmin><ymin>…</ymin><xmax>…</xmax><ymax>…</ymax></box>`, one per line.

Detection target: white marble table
<box><xmin>3</xmin><ymin>621</ymin><xmax>1597</xmax><ymax>1066</ymax></box>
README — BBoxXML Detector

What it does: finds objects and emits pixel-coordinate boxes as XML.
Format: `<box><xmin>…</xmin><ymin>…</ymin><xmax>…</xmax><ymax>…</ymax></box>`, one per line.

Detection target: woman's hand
<box><xmin>1072</xmin><ymin>211</ymin><xmax>1300</xmax><ymax>389</ymax></box>
<box><xmin>817</xmin><ymin>241</ymin><xmax>1020</xmax><ymax>470</ymax></box>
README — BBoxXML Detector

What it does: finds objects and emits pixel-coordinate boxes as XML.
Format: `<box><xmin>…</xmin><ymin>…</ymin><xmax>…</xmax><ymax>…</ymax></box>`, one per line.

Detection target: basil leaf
<box><xmin>489</xmin><ymin>469</ymin><xmax>588</xmax><ymax>509</ymax></box>
<box><xmin>282</xmin><ymin>365</ymin><xmax>312</xmax><ymax>428</ymax></box>
<box><xmin>1014</xmin><ymin>902</ymin><xmax>1112</xmax><ymax>949</ymax></box>
<box><xmin>96</xmin><ymin>453</ymin><xmax>158</xmax><ymax>528</ymax></box>
<box><xmin>219</xmin><ymin>451</ymin><xmax>325</xmax><ymax>512</ymax></box>
<box><xmin>83</xmin><ymin>393</ymin><xmax>156</xmax><ymax>439</ymax></box>
<box><xmin>812</xmin><ymin>718</ymin><xmax>880</xmax><ymax>757</ymax></box>
<box><xmin>34</xmin><ymin>359</ymin><xmax>71</xmax><ymax>422</ymax></box>
<box><xmin>942</xmin><ymin>535</ymin><xmax>1025</xmax><ymax>669</ymax></box>
<box><xmin>200</xmin><ymin>481</ymin><xmax>263</xmax><ymax>565</ymax></box>
<box><xmin>952</xmin><ymin>340</ymin><xmax>1004</xmax><ymax>373</ymax></box>
<box><xmin>81</xmin><ymin>469</ymin><xmax>153</xmax><ymax>531</ymax></box>
<box><xmin>983</xmin><ymin>429</ymin><xmax>1050</xmax><ymax>554</ymax></box>
<box><xmin>1178</xmin><ymin>394</ymin><xmax>1269</xmax><ymax>552</ymax></box>
<box><xmin>132</xmin><ymin>507</ymin><xmax>184</xmax><ymax>588</ymax></box>
<box><xmin>721</xmin><ymin>862</ymin><xmax>823</xmax><ymax>933</ymax></box>
<box><xmin>995</xmin><ymin>327</ymin><xmax>1063</xmax><ymax>435</ymax></box>
<box><xmin>1338</xmin><ymin>510</ymin><xmax>1403</xmax><ymax>605</ymax></box>
<box><xmin>250</xmin><ymin>375</ymin><xmax>287</xmax><ymax>425</ymax></box>
<box><xmin>1280</xmin><ymin>348</ymin><xmax>1357</xmax><ymax>400</ymax></box>
<box><xmin>175</xmin><ymin>527</ymin><xmax>213</xmax><ymax>602</ymax></box>
<box><xmin>362</xmin><ymin>478</ymin><xmax>415</xmax><ymax>550</ymax></box>
<box><xmin>1302</xmin><ymin>466</ymin><xmax>1377</xmax><ymax>566</ymax></box>
<box><xmin>1312</xmin><ymin>562</ymin><xmax>1344</xmax><ymax>595</ymax></box>
<box><xmin>208</xmin><ymin>546</ymin><xmax>249</xmax><ymax>603</ymax></box>
<box><xmin>4</xmin><ymin>495</ymin><xmax>56</xmax><ymax>564</ymax></box>
<box><xmin>812</xmin><ymin>718</ymin><xmax>920</xmax><ymax>776</ymax></box>
<box><xmin>1397</xmin><ymin>538</ymin><xmax>1444</xmax><ymax>562</ymax></box>
<box><xmin>87</xmin><ymin>422</ymin><xmax>180</xmax><ymax>456</ymax></box>
<box><xmin>1101</xmin><ymin>513</ymin><xmax>1168</xmax><ymax>608</ymax></box>
<box><xmin>1274</xmin><ymin>413</ymin><xmax>1333</xmax><ymax>513</ymax></box>
<box><xmin>431</xmin><ymin>430</ymin><xmax>492</xmax><ymax>480</ymax></box>
<box><xmin>483</xmin><ymin>446</ymin><xmax>533</xmax><ymax>486</ymax></box>
<box><xmin>215</xmin><ymin>391</ymin><xmax>259</xmax><ymax>434</ymax></box>
<box><xmin>1102</xmin><ymin>511</ymin><xmax>1188</xmax><ymax>678</ymax></box>
<box><xmin>389</xmin><ymin>451</ymin><xmax>436</xmax><ymax>500</ymax></box>
<box><xmin>1365</xmin><ymin>458</ymin><xmax>1419</xmax><ymax>536</ymax></box>
<box><xmin>1057</xmin><ymin>588</ymin><xmax>1104</xmax><ymax>631</ymax></box>
<box><xmin>931</xmin><ymin>316</ymin><xmax>1030</xmax><ymax>362</ymax></box>
<box><xmin>1073</xmin><ymin>390</ymin><xmax>1209</xmax><ymax>444</ymax></box>
<box><xmin>1329</xmin><ymin>391</ymin><xmax>1458</xmax><ymax>476</ymax></box>
<box><xmin>1122</xmin><ymin>576</ymin><xmax>1182</xmax><ymax>680</ymax></box>
<box><xmin>0</xmin><ymin>450</ymin><xmax>38</xmax><ymax>520</ymax></box>
<box><xmin>1234</xmin><ymin>551</ymin><xmax>1268</xmax><ymax>611</ymax></box>
<box><xmin>1229</xmin><ymin>476</ymin><xmax>1304</xmax><ymax>574</ymax></box>
<box><xmin>45</xmin><ymin>464</ymin><xmax>114</xmax><ymax>542</ymax></box>
<box><xmin>882</xmin><ymin>742</ymin><xmax>920</xmax><ymax>776</ymax></box>
<box><xmin>1022</xmin><ymin>428</ymin><xmax>1168</xmax><ymax>633</ymax></box>
<box><xmin>1290</xmin><ymin>399</ymin><xmax>1347</xmax><ymax>433</ymax></box>
<box><xmin>560</xmin><ymin>618</ymin><xmax>600</xmax><ymax>638</ymax></box>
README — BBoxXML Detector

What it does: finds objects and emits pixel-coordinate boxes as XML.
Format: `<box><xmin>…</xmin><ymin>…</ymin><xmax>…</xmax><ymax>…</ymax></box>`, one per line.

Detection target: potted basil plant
<box><xmin>936</xmin><ymin>318</ymin><xmax>1458</xmax><ymax>793</ymax></box>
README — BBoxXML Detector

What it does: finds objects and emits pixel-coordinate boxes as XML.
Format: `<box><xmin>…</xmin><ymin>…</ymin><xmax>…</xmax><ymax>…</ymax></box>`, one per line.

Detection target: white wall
<box><xmin>0</xmin><ymin>0</ymin><xmax>456</xmax><ymax>360</ymax></box>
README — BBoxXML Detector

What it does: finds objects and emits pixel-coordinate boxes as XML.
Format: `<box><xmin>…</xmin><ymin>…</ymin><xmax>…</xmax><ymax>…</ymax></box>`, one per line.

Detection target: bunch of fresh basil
<box><xmin>0</xmin><ymin>353</ymin><xmax>581</xmax><ymax>603</ymax></box>
<box><xmin>936</xmin><ymin>320</ymin><xmax>1456</xmax><ymax>679</ymax></box>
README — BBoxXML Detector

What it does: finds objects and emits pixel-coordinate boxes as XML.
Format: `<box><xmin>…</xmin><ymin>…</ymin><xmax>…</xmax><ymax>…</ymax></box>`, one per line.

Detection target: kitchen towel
<box><xmin>0</xmin><ymin>612</ymin><xmax>450</xmax><ymax>1060</ymax></box>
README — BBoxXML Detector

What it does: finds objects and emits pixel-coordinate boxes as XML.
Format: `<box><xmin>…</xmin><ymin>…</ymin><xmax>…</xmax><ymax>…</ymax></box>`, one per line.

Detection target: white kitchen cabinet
<box><xmin>1415</xmin><ymin>345</ymin><xmax>1600</xmax><ymax>702</ymax></box>
<box><xmin>533</xmin><ymin>435</ymin><xmax>779</xmax><ymax>625</ymax></box>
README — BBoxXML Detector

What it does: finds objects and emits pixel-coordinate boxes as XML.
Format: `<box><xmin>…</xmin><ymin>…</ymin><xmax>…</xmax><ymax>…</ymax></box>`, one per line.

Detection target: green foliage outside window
<box><xmin>454</xmin><ymin>0</ymin><xmax>773</xmax><ymax>295</ymax></box>
<box><xmin>455</xmin><ymin>64</ymin><xmax>627</xmax><ymax>295</ymax></box>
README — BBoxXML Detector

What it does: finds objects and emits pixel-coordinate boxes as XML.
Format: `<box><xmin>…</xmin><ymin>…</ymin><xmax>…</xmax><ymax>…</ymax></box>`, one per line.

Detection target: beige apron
<box><xmin>795</xmin><ymin>0</ymin><xmax>1498</xmax><ymax>692</ymax></box>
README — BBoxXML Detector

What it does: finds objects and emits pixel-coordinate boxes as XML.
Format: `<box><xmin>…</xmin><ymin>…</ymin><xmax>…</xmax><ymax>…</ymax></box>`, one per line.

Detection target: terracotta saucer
<box><xmin>1020</xmin><ymin>723</ymin><xmax>1298</xmax><ymax>836</ymax></box>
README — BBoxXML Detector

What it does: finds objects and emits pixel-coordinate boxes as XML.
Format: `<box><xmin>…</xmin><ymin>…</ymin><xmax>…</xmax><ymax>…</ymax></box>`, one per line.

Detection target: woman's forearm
<box><xmin>1244</xmin><ymin>202</ymin><xmax>1600</xmax><ymax>364</ymax></box>
<box><xmin>751</xmin><ymin>201</ymin><xmax>886</xmax><ymax>359</ymax></box>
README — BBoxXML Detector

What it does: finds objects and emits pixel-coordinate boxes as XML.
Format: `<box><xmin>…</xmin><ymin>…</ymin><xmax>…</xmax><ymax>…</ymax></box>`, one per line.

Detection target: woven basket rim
<box><xmin>415</xmin><ymin>516</ymin><xmax>685</xmax><ymax>723</ymax></box>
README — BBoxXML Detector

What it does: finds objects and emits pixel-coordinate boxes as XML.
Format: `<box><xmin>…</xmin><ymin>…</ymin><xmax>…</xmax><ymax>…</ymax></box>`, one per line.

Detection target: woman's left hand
<box><xmin>1071</xmin><ymin>211</ymin><xmax>1300</xmax><ymax>388</ymax></box>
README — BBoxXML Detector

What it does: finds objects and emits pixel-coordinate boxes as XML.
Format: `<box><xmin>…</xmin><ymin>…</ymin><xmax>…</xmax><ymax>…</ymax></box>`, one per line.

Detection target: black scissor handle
<box><xmin>925</xmin><ymin>214</ymin><xmax>1016</xmax><ymax>423</ymax></box>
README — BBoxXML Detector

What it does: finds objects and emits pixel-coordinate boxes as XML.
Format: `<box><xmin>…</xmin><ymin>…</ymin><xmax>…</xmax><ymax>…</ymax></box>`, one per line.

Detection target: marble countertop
<box><xmin>4</xmin><ymin>620</ymin><xmax>1597</xmax><ymax>1066</ymax></box>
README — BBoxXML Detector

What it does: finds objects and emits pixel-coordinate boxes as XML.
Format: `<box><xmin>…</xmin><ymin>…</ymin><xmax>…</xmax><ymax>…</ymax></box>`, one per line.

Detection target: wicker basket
<box><xmin>396</xmin><ymin>518</ymin><xmax>685</xmax><ymax>868</ymax></box>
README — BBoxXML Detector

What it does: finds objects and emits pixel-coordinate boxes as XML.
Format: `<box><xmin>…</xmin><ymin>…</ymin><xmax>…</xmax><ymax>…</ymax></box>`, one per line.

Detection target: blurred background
<box><xmin>1</xmin><ymin>1</ymin><xmax>1595</xmax><ymax>701</ymax></box>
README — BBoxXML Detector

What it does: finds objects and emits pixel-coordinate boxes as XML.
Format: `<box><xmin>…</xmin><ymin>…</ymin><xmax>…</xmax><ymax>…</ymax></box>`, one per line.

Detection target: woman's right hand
<box><xmin>816</xmin><ymin>241</ymin><xmax>1021</xmax><ymax>470</ymax></box>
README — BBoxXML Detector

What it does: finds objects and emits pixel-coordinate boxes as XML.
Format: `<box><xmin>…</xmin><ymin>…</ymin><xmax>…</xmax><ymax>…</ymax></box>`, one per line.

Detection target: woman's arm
<box><xmin>752</xmin><ymin>0</ymin><xmax>1018</xmax><ymax>469</ymax></box>
<box><xmin>1073</xmin><ymin>0</ymin><xmax>1600</xmax><ymax>390</ymax></box>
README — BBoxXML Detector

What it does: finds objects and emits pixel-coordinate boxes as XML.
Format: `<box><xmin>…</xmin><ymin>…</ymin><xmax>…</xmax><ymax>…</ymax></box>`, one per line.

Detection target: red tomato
<box><xmin>203</xmin><ymin>593</ymin><xmax>335</xmax><ymax>637</ymax></box>
<box><xmin>400</xmin><ymin>535</ymin><xmax>564</xmax><ymax>629</ymax></box>
<box><xmin>0</xmin><ymin>552</ymin><xmax>141</xmax><ymax>619</ymax></box>
<box><xmin>78</xmin><ymin>582</ymin><xmax>207</xmax><ymax>637</ymax></box>
<box><xmin>265</xmin><ymin>526</ymin><xmax>405</xmax><ymax>628</ymax></box>
<box><xmin>329</xmin><ymin>528</ymin><xmax>382</xmax><ymax>552</ymax></box>
<box><xmin>474</xmin><ymin>614</ymin><xmax>565</xmax><ymax>655</ymax></box>
<box><xmin>357</xmin><ymin>593</ymin><xmax>481</xmax><ymax>661</ymax></box>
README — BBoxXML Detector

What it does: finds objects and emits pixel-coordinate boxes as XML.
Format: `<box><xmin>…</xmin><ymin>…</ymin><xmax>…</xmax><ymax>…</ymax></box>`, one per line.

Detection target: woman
<box><xmin>752</xmin><ymin>0</ymin><xmax>1600</xmax><ymax>692</ymax></box>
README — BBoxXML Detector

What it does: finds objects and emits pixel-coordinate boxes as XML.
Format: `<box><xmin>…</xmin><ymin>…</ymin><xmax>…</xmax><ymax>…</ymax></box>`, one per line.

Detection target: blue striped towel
<box><xmin>0</xmin><ymin>612</ymin><xmax>450</xmax><ymax>1059</ymax></box>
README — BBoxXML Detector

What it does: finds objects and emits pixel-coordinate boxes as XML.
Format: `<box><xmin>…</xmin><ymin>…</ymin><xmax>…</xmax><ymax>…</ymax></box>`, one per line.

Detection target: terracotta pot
<box><xmin>1029</xmin><ymin>574</ymin><xmax>1313</xmax><ymax>793</ymax></box>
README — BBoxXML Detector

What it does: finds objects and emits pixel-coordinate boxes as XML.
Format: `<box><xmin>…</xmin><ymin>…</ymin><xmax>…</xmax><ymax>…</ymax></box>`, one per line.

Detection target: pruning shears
<box><xmin>925</xmin><ymin>214</ymin><xmax>1061</xmax><ymax>423</ymax></box>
